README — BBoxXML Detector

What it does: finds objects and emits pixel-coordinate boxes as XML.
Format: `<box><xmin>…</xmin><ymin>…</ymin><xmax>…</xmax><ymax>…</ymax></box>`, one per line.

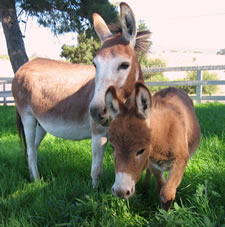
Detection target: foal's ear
<box><xmin>105</xmin><ymin>86</ymin><xmax>126</xmax><ymax>119</ymax></box>
<box><xmin>93</xmin><ymin>13</ymin><xmax>112</xmax><ymax>42</ymax></box>
<box><xmin>120</xmin><ymin>2</ymin><xmax>137</xmax><ymax>47</ymax></box>
<box><xmin>135</xmin><ymin>81</ymin><xmax>152</xmax><ymax>119</ymax></box>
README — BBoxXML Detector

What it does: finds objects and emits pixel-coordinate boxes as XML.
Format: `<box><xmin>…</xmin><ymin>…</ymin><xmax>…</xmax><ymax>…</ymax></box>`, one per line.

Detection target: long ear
<box><xmin>93</xmin><ymin>13</ymin><xmax>112</xmax><ymax>42</ymax></box>
<box><xmin>135</xmin><ymin>81</ymin><xmax>152</xmax><ymax>119</ymax></box>
<box><xmin>105</xmin><ymin>86</ymin><xmax>126</xmax><ymax>119</ymax></box>
<box><xmin>120</xmin><ymin>2</ymin><xmax>137</xmax><ymax>47</ymax></box>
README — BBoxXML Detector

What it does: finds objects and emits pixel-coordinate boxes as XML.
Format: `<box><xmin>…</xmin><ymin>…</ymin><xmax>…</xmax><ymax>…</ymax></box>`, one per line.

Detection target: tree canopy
<box><xmin>0</xmin><ymin>0</ymin><xmax>118</xmax><ymax>72</ymax></box>
<box><xmin>18</xmin><ymin>0</ymin><xmax>118</xmax><ymax>36</ymax></box>
<box><xmin>60</xmin><ymin>33</ymin><xmax>101</xmax><ymax>64</ymax></box>
<box><xmin>61</xmin><ymin>20</ymin><xmax>152</xmax><ymax>65</ymax></box>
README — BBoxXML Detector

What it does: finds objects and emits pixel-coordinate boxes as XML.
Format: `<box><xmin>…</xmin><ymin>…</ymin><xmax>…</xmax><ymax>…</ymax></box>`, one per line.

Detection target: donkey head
<box><xmin>105</xmin><ymin>81</ymin><xmax>152</xmax><ymax>199</ymax></box>
<box><xmin>90</xmin><ymin>2</ymin><xmax>150</xmax><ymax>125</ymax></box>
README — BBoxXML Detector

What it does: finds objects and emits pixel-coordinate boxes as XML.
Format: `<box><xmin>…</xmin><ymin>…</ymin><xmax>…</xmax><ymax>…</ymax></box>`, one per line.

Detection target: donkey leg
<box><xmin>160</xmin><ymin>154</ymin><xmax>189</xmax><ymax>211</ymax></box>
<box><xmin>90</xmin><ymin>121</ymin><xmax>108</xmax><ymax>188</ymax></box>
<box><xmin>34</xmin><ymin>123</ymin><xmax>46</xmax><ymax>150</ymax></box>
<box><xmin>91</xmin><ymin>133</ymin><xmax>107</xmax><ymax>188</ymax></box>
<box><xmin>149</xmin><ymin>165</ymin><xmax>166</xmax><ymax>193</ymax></box>
<box><xmin>22</xmin><ymin>114</ymin><xmax>39</xmax><ymax>180</ymax></box>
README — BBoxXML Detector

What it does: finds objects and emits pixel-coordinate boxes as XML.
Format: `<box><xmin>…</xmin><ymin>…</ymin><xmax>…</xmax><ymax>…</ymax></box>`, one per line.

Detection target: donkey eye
<box><xmin>136</xmin><ymin>149</ymin><xmax>145</xmax><ymax>156</ymax></box>
<box><xmin>118</xmin><ymin>62</ymin><xmax>130</xmax><ymax>71</ymax></box>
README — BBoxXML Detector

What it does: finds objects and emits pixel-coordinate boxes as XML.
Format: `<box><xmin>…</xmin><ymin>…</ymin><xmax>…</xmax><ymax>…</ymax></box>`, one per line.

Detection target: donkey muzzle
<box><xmin>112</xmin><ymin>172</ymin><xmax>135</xmax><ymax>199</ymax></box>
<box><xmin>89</xmin><ymin>105</ymin><xmax>108</xmax><ymax>125</ymax></box>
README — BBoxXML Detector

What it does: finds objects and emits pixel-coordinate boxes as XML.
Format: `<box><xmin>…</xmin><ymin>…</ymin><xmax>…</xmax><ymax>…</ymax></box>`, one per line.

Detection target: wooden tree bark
<box><xmin>0</xmin><ymin>0</ymin><xmax>28</xmax><ymax>73</ymax></box>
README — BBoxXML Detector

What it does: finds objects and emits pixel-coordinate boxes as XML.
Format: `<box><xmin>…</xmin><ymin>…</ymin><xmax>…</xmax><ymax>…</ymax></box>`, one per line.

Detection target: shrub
<box><xmin>176</xmin><ymin>71</ymin><xmax>219</xmax><ymax>95</ymax></box>
<box><xmin>139</xmin><ymin>56</ymin><xmax>168</xmax><ymax>93</ymax></box>
<box><xmin>139</xmin><ymin>56</ymin><xmax>167</xmax><ymax>80</ymax></box>
<box><xmin>216</xmin><ymin>48</ymin><xmax>225</xmax><ymax>55</ymax></box>
<box><xmin>146</xmin><ymin>73</ymin><xmax>169</xmax><ymax>93</ymax></box>
<box><xmin>60</xmin><ymin>33</ymin><xmax>101</xmax><ymax>64</ymax></box>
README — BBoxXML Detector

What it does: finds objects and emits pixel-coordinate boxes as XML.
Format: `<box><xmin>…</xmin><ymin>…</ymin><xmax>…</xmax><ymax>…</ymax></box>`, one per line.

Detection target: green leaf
<box><xmin>173</xmin><ymin>202</ymin><xmax>180</xmax><ymax>211</ymax></box>
<box><xmin>203</xmin><ymin>216</ymin><xmax>212</xmax><ymax>227</ymax></box>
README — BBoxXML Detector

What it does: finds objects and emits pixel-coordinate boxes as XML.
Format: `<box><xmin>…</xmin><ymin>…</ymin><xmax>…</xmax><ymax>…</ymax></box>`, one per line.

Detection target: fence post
<box><xmin>196</xmin><ymin>70</ymin><xmax>203</xmax><ymax>103</ymax></box>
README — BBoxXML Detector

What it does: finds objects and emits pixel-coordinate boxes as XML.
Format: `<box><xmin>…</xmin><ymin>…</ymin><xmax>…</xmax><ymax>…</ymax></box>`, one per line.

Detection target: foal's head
<box><xmin>90</xmin><ymin>2</ymin><xmax>150</xmax><ymax>125</ymax></box>
<box><xmin>105</xmin><ymin>81</ymin><xmax>152</xmax><ymax>199</ymax></box>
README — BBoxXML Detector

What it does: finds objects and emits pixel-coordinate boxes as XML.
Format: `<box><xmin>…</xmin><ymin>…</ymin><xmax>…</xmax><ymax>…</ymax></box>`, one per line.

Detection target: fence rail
<box><xmin>1</xmin><ymin>65</ymin><xmax>225</xmax><ymax>105</ymax></box>
<box><xmin>144</xmin><ymin>65</ymin><xmax>225</xmax><ymax>103</ymax></box>
<box><xmin>0</xmin><ymin>77</ymin><xmax>13</xmax><ymax>105</ymax></box>
<box><xmin>143</xmin><ymin>65</ymin><xmax>225</xmax><ymax>73</ymax></box>
<box><xmin>145</xmin><ymin>80</ymin><xmax>225</xmax><ymax>102</ymax></box>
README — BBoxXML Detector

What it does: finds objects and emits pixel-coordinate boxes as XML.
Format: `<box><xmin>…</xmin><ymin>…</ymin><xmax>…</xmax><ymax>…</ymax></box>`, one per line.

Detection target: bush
<box><xmin>138</xmin><ymin>56</ymin><xmax>168</xmax><ymax>93</ymax></box>
<box><xmin>146</xmin><ymin>73</ymin><xmax>169</xmax><ymax>93</ymax></box>
<box><xmin>176</xmin><ymin>71</ymin><xmax>219</xmax><ymax>95</ymax></box>
<box><xmin>216</xmin><ymin>48</ymin><xmax>225</xmax><ymax>55</ymax></box>
<box><xmin>139</xmin><ymin>55</ymin><xmax>167</xmax><ymax>80</ymax></box>
<box><xmin>60</xmin><ymin>33</ymin><xmax>101</xmax><ymax>64</ymax></box>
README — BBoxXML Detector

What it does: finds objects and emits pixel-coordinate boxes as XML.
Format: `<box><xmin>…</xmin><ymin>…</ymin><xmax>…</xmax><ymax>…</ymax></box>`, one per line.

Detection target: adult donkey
<box><xmin>12</xmin><ymin>2</ymin><xmax>150</xmax><ymax>187</ymax></box>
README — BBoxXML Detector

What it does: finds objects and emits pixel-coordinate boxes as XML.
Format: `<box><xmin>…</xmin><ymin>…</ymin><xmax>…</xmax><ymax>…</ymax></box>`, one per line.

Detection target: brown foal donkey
<box><xmin>105</xmin><ymin>81</ymin><xmax>201</xmax><ymax>210</ymax></box>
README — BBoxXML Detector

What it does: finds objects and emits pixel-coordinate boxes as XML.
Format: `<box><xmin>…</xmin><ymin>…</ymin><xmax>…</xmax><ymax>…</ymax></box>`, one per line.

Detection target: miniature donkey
<box><xmin>105</xmin><ymin>81</ymin><xmax>201</xmax><ymax>210</ymax></box>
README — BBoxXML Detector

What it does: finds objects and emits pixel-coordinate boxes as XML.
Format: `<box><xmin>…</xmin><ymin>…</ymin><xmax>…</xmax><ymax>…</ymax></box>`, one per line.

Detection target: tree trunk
<box><xmin>0</xmin><ymin>0</ymin><xmax>28</xmax><ymax>73</ymax></box>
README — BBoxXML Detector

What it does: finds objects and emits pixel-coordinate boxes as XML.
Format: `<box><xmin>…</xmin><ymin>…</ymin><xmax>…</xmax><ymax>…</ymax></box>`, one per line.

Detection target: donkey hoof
<box><xmin>160</xmin><ymin>199</ymin><xmax>173</xmax><ymax>211</ymax></box>
<box><xmin>92</xmin><ymin>179</ymin><xmax>99</xmax><ymax>189</ymax></box>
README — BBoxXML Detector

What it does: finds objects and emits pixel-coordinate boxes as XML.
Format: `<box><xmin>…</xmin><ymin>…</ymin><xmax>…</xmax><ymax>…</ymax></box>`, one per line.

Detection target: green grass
<box><xmin>0</xmin><ymin>103</ymin><xmax>225</xmax><ymax>226</ymax></box>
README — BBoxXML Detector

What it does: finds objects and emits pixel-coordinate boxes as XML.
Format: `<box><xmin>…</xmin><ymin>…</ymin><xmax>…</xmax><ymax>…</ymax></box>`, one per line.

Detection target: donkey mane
<box><xmin>135</xmin><ymin>30</ymin><xmax>152</xmax><ymax>54</ymax></box>
<box><xmin>108</xmin><ymin>23</ymin><xmax>151</xmax><ymax>54</ymax></box>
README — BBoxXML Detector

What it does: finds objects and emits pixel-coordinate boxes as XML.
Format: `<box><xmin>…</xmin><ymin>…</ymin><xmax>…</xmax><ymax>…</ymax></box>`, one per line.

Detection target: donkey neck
<box><xmin>137</xmin><ymin>63</ymin><xmax>144</xmax><ymax>81</ymax></box>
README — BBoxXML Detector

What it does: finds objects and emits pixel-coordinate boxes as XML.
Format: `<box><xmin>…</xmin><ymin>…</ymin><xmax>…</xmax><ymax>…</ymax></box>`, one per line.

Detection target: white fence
<box><xmin>0</xmin><ymin>65</ymin><xmax>225</xmax><ymax>105</ymax></box>
<box><xmin>144</xmin><ymin>65</ymin><xmax>225</xmax><ymax>103</ymax></box>
<box><xmin>0</xmin><ymin>77</ymin><xmax>13</xmax><ymax>105</ymax></box>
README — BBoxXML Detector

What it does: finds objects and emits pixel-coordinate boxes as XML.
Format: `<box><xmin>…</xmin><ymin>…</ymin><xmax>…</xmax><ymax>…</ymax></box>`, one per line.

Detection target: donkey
<box><xmin>105</xmin><ymin>81</ymin><xmax>201</xmax><ymax>210</ymax></box>
<box><xmin>12</xmin><ymin>2</ymin><xmax>150</xmax><ymax>187</ymax></box>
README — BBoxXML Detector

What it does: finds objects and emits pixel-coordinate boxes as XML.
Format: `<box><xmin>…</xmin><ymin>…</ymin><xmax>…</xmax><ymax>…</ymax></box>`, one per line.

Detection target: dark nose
<box><xmin>112</xmin><ymin>185</ymin><xmax>135</xmax><ymax>199</ymax></box>
<box><xmin>90</xmin><ymin>105</ymin><xmax>107</xmax><ymax>123</ymax></box>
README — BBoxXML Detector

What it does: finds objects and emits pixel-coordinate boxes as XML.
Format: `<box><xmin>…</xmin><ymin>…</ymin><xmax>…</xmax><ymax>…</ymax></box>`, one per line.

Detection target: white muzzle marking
<box><xmin>112</xmin><ymin>172</ymin><xmax>135</xmax><ymax>199</ymax></box>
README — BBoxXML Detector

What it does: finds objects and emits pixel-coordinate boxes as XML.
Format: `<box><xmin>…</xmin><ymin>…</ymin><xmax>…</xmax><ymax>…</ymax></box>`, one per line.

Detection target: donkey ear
<box><xmin>135</xmin><ymin>81</ymin><xmax>152</xmax><ymax>119</ymax></box>
<box><xmin>120</xmin><ymin>2</ymin><xmax>137</xmax><ymax>47</ymax></box>
<box><xmin>93</xmin><ymin>13</ymin><xmax>112</xmax><ymax>42</ymax></box>
<box><xmin>106</xmin><ymin>86</ymin><xmax>128</xmax><ymax>119</ymax></box>
<box><xmin>105</xmin><ymin>86</ymin><xmax>121</xmax><ymax>119</ymax></box>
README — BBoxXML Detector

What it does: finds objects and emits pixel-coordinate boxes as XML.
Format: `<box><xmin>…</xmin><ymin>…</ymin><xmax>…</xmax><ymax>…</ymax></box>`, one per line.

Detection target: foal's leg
<box><xmin>149</xmin><ymin>164</ymin><xmax>166</xmax><ymax>193</ymax></box>
<box><xmin>22</xmin><ymin>113</ymin><xmax>39</xmax><ymax>180</ymax></box>
<box><xmin>160</xmin><ymin>153</ymin><xmax>189</xmax><ymax>211</ymax></box>
<box><xmin>90</xmin><ymin>119</ymin><xmax>108</xmax><ymax>188</ymax></box>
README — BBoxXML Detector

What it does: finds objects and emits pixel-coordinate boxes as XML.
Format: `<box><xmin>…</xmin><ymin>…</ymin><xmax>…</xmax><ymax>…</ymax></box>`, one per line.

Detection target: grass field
<box><xmin>0</xmin><ymin>103</ymin><xmax>225</xmax><ymax>226</ymax></box>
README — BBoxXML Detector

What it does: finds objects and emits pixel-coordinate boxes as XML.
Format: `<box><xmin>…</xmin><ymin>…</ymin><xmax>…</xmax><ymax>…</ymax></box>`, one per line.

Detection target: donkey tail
<box><xmin>16</xmin><ymin>109</ymin><xmax>27</xmax><ymax>155</ymax></box>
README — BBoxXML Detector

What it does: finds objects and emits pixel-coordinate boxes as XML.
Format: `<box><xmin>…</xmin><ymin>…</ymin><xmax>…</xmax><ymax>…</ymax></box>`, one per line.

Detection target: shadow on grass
<box><xmin>0</xmin><ymin>136</ymin><xmax>111</xmax><ymax>225</ymax></box>
<box><xmin>0</xmin><ymin>133</ymin><xmax>156</xmax><ymax>223</ymax></box>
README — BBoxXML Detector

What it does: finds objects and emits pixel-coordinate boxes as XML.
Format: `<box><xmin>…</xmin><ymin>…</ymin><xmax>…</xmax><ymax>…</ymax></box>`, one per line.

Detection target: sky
<box><xmin>119</xmin><ymin>0</ymin><xmax>225</xmax><ymax>53</ymax></box>
<box><xmin>0</xmin><ymin>0</ymin><xmax>225</xmax><ymax>59</ymax></box>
